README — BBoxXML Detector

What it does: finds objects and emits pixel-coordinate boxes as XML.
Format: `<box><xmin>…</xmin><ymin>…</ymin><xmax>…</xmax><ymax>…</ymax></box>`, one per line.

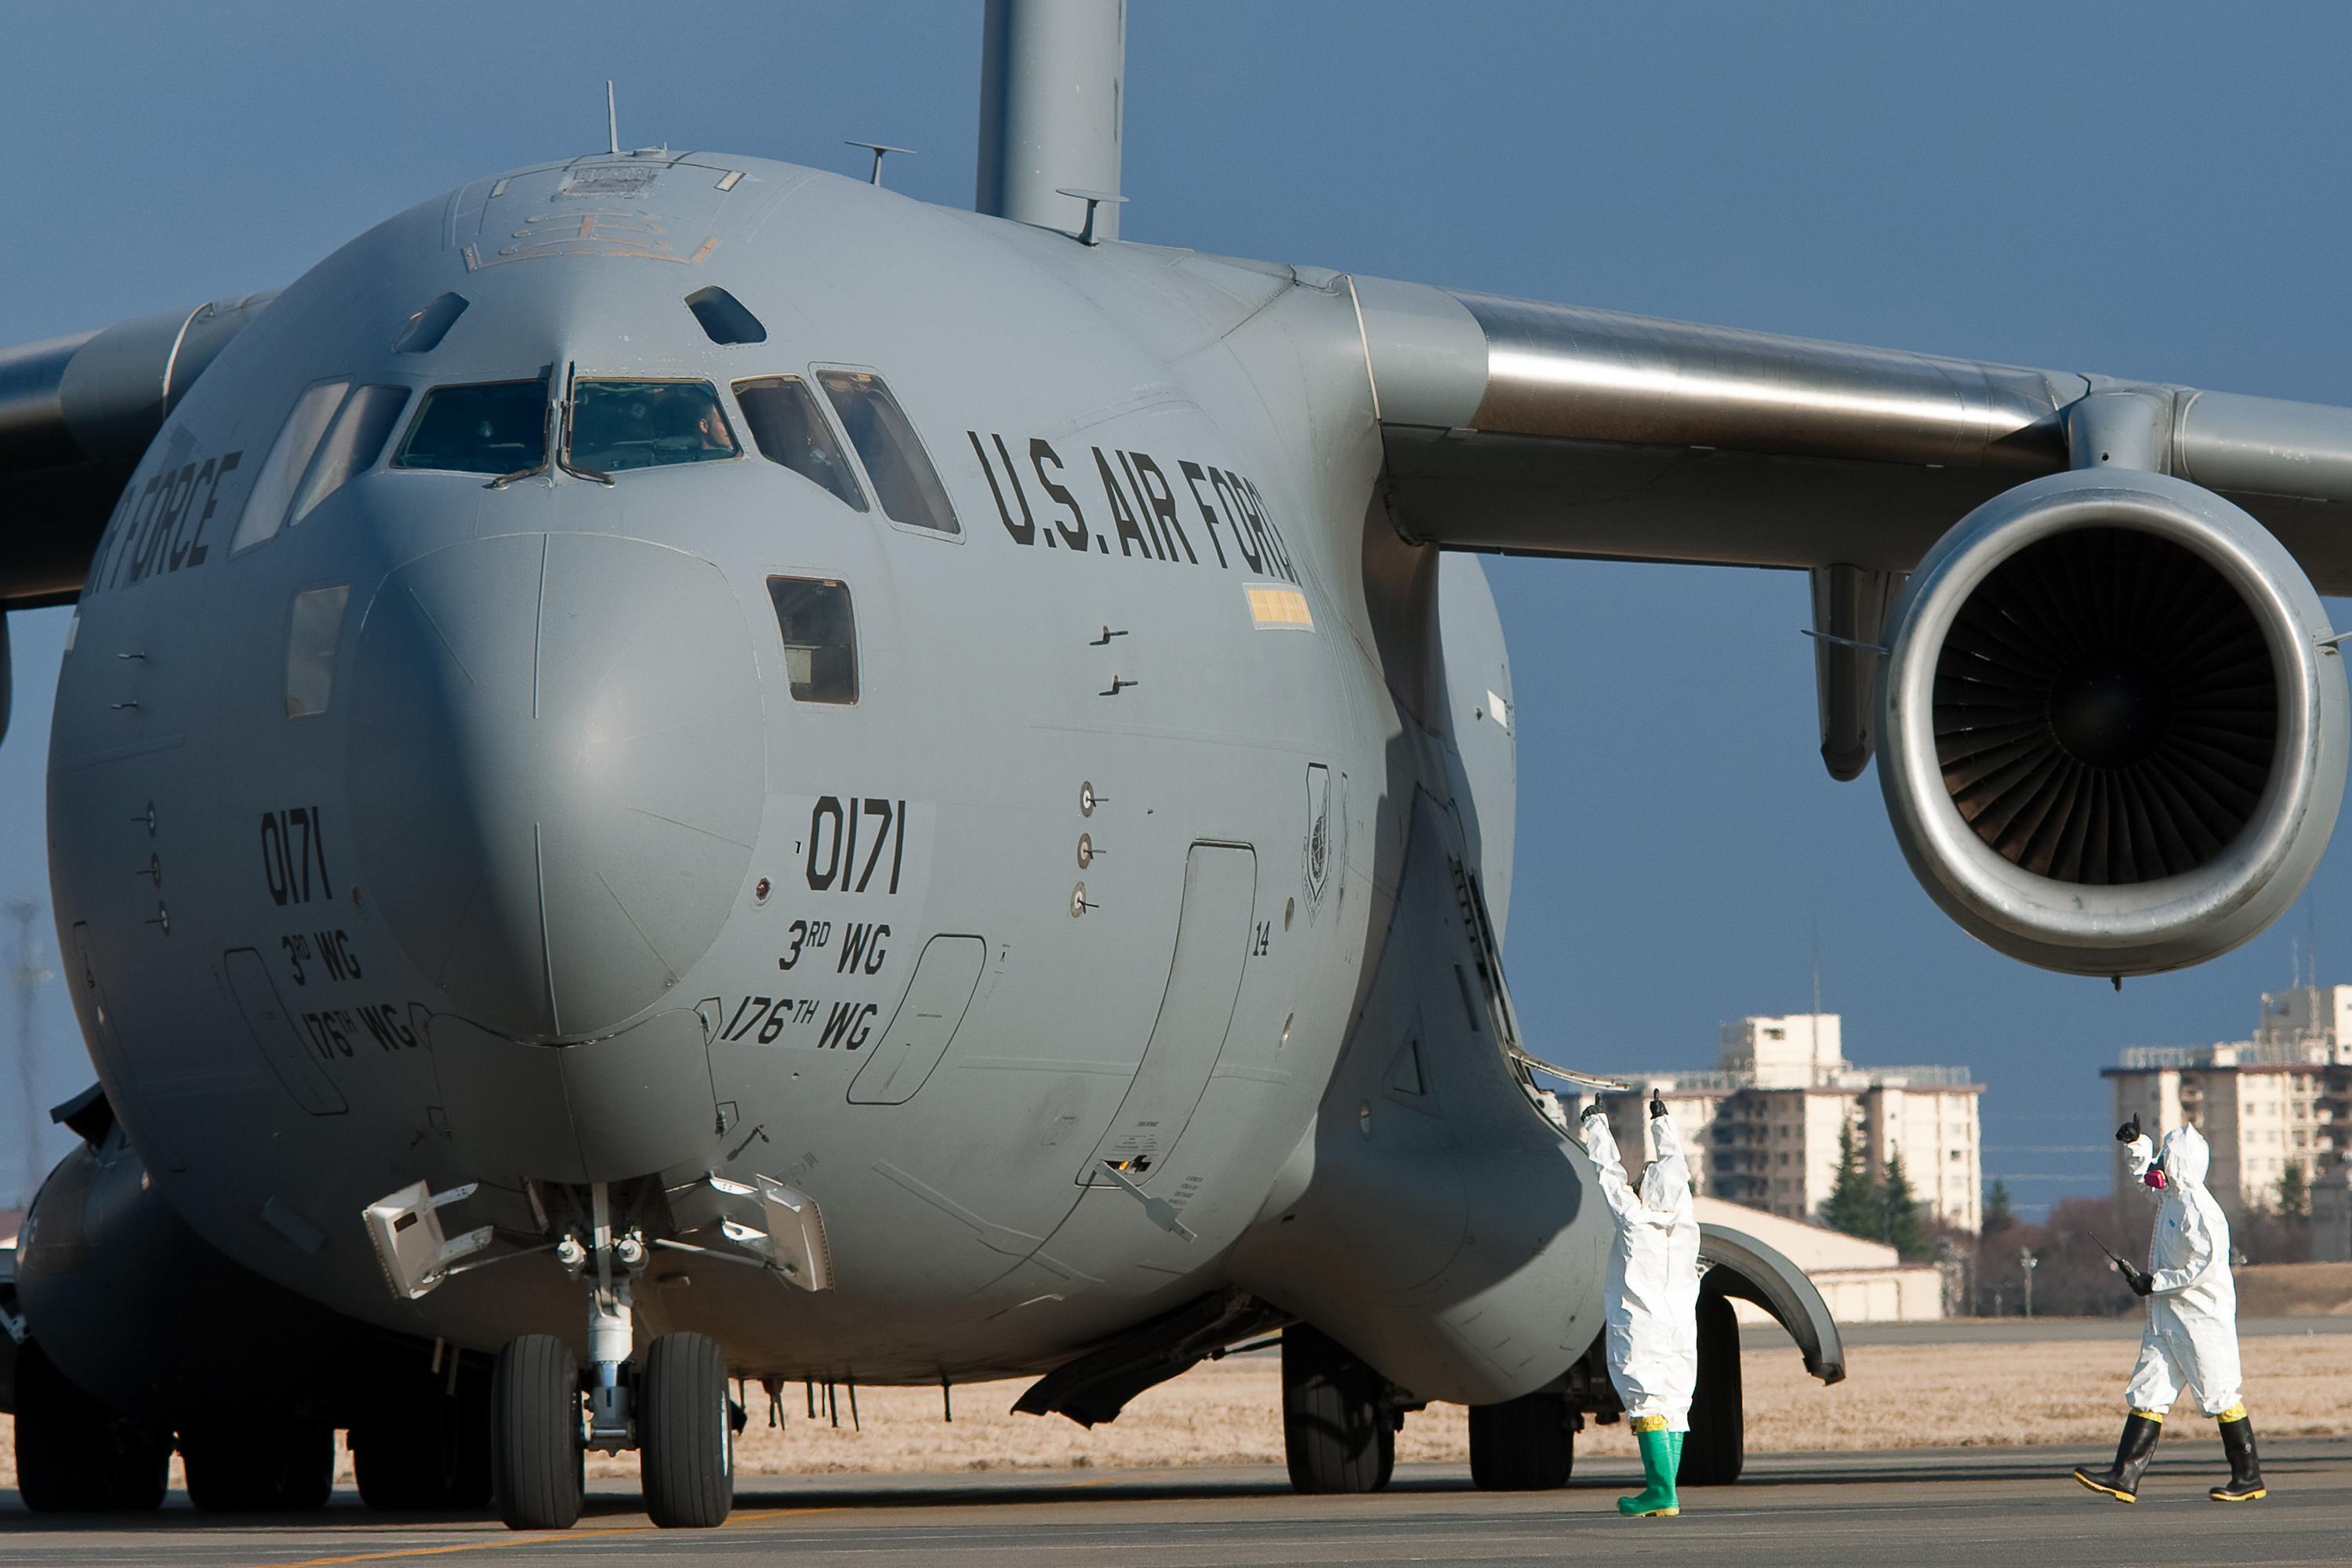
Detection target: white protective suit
<box><xmin>2122</xmin><ymin>1124</ymin><xmax>2241</xmax><ymax>1417</ymax></box>
<box><xmin>1583</xmin><ymin>1109</ymin><xmax>1704</xmax><ymax>1431</ymax></box>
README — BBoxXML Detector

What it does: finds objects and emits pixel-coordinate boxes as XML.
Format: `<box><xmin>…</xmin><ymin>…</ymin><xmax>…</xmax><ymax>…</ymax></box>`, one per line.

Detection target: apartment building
<box><xmin>2104</xmin><ymin>984</ymin><xmax>2352</xmax><ymax>1218</ymax></box>
<box><xmin>1577</xmin><ymin>1012</ymin><xmax>1984</xmax><ymax>1232</ymax></box>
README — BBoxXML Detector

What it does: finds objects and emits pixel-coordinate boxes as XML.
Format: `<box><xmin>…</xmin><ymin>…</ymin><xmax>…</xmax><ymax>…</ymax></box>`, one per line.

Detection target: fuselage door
<box><xmin>1078</xmin><ymin>842</ymin><xmax>1257</xmax><ymax>1185</ymax></box>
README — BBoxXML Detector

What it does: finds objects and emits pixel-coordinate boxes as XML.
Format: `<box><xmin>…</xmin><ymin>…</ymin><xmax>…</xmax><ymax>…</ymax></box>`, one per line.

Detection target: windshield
<box><xmin>394</xmin><ymin>379</ymin><xmax>548</xmax><ymax>474</ymax></box>
<box><xmin>568</xmin><ymin>379</ymin><xmax>738</xmax><ymax>474</ymax></box>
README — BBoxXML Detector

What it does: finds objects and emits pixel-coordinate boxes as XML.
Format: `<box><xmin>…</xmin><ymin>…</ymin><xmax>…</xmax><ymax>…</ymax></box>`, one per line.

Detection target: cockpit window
<box><xmin>686</xmin><ymin>286</ymin><xmax>767</xmax><ymax>346</ymax></box>
<box><xmin>734</xmin><ymin>376</ymin><xmax>866</xmax><ymax>510</ymax></box>
<box><xmin>767</xmin><ymin>577</ymin><xmax>858</xmax><ymax>704</ymax></box>
<box><xmin>393</xmin><ymin>292</ymin><xmax>469</xmax><ymax>354</ymax></box>
<box><xmin>815</xmin><ymin>370</ymin><xmax>959</xmax><ymax>535</ymax></box>
<box><xmin>289</xmin><ymin>385</ymin><xmax>410</xmax><ymax>527</ymax></box>
<box><xmin>234</xmin><ymin>379</ymin><xmax>349</xmax><ymax>554</ymax></box>
<box><xmin>394</xmin><ymin>378</ymin><xmax>549</xmax><ymax>474</ymax></box>
<box><xmin>567</xmin><ymin>379</ymin><xmax>739</xmax><ymax>474</ymax></box>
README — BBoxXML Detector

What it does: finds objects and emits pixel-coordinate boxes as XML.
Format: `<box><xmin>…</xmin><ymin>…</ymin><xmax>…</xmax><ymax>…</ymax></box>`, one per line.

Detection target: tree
<box><xmin>1984</xmin><ymin>1179</ymin><xmax>2015</xmax><ymax>1233</ymax></box>
<box><xmin>2278</xmin><ymin>1160</ymin><xmax>2309</xmax><ymax>1218</ymax></box>
<box><xmin>1821</xmin><ymin>1121</ymin><xmax>1880</xmax><ymax>1240</ymax></box>
<box><xmin>1881</xmin><ymin>1151</ymin><xmax>1929</xmax><ymax>1261</ymax></box>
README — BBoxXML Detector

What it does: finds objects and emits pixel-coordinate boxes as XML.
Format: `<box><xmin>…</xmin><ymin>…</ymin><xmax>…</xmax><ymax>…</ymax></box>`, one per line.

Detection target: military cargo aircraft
<box><xmin>2</xmin><ymin>0</ymin><xmax>2348</xmax><ymax>1532</ymax></box>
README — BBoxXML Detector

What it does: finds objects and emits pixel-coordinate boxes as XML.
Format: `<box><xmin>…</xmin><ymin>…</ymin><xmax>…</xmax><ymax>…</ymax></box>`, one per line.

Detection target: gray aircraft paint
<box><xmin>75</xmin><ymin>4</ymin><xmax>2352</xmax><ymax>1436</ymax></box>
<box><xmin>32</xmin><ymin>147</ymin><xmax>1588</xmax><ymax>1403</ymax></box>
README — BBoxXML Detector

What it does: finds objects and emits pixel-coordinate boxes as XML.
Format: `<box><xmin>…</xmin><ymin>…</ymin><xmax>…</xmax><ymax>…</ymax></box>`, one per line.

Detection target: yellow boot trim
<box><xmin>2072</xmin><ymin>1470</ymin><xmax>2138</xmax><ymax>1504</ymax></box>
<box><xmin>2129</xmin><ymin>1408</ymin><xmax>2164</xmax><ymax>1425</ymax></box>
<box><xmin>2209</xmin><ymin>1486</ymin><xmax>2267</xmax><ymax>1502</ymax></box>
<box><xmin>2216</xmin><ymin>1403</ymin><xmax>2247</xmax><ymax>1425</ymax></box>
<box><xmin>1628</xmin><ymin>1414</ymin><xmax>1669</xmax><ymax>1435</ymax></box>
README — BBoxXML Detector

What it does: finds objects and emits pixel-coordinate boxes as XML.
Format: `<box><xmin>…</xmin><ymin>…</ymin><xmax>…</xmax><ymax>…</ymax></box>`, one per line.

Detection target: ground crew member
<box><xmin>1581</xmin><ymin>1094</ymin><xmax>1702</xmax><ymax>1518</ymax></box>
<box><xmin>2073</xmin><ymin>1116</ymin><xmax>2266</xmax><ymax>1504</ymax></box>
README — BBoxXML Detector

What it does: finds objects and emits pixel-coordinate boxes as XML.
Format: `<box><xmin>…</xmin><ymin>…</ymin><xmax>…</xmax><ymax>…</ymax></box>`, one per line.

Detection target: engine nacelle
<box><xmin>1878</xmin><ymin>468</ymin><xmax>2347</xmax><ymax>976</ymax></box>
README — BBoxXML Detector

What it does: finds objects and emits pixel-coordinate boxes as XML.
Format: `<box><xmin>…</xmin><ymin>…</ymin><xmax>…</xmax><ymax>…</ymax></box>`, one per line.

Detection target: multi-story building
<box><xmin>2104</xmin><ymin>984</ymin><xmax>2352</xmax><ymax>1219</ymax></box>
<box><xmin>1576</xmin><ymin>1012</ymin><xmax>1984</xmax><ymax>1232</ymax></box>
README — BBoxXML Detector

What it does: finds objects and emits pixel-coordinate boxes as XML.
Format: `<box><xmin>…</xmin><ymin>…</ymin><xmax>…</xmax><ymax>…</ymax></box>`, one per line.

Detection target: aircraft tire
<box><xmin>12</xmin><ymin>1341</ymin><xmax>170</xmax><ymax>1512</ymax></box>
<box><xmin>183</xmin><ymin>1420</ymin><xmax>334</xmax><ymax>1512</ymax></box>
<box><xmin>1467</xmin><ymin>1391</ymin><xmax>1575</xmax><ymax>1490</ymax></box>
<box><xmin>1280</xmin><ymin>1324</ymin><xmax>1395</xmax><ymax>1494</ymax></box>
<box><xmin>1679</xmin><ymin>1291</ymin><xmax>1744</xmax><ymax>1486</ymax></box>
<box><xmin>492</xmin><ymin>1334</ymin><xmax>584</xmax><ymax>1531</ymax></box>
<box><xmin>639</xmin><ymin>1332</ymin><xmax>734</xmax><ymax>1528</ymax></box>
<box><xmin>353</xmin><ymin>1361</ymin><xmax>493</xmax><ymax>1512</ymax></box>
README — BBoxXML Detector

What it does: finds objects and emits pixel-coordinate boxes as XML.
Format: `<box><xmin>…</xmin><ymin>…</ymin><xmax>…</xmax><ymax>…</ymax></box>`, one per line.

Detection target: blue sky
<box><xmin>7</xmin><ymin>2</ymin><xmax>2352</xmax><ymax>1212</ymax></box>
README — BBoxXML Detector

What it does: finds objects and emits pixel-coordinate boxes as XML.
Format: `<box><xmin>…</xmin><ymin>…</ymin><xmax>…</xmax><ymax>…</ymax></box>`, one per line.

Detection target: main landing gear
<box><xmin>1280</xmin><ymin>1324</ymin><xmax>1396</xmax><ymax>1494</ymax></box>
<box><xmin>10</xmin><ymin>1342</ymin><xmax>171</xmax><ymax>1512</ymax></box>
<box><xmin>490</xmin><ymin>1182</ymin><xmax>739</xmax><ymax>1531</ymax></box>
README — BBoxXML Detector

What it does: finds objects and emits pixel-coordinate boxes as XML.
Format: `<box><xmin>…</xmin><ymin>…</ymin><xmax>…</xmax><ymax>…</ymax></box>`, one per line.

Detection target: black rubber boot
<box><xmin>2210</xmin><ymin>1412</ymin><xmax>2266</xmax><ymax>1502</ymax></box>
<box><xmin>2072</xmin><ymin>1412</ymin><xmax>2161</xmax><ymax>1502</ymax></box>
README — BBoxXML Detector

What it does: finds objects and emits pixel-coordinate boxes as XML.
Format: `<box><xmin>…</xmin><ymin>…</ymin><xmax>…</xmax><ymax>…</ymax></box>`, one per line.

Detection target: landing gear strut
<box><xmin>488</xmin><ymin>1181</ymin><xmax>736</xmax><ymax>1531</ymax></box>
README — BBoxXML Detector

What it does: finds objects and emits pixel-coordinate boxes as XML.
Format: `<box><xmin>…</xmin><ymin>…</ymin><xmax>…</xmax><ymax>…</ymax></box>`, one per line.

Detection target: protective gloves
<box><xmin>1581</xmin><ymin>1102</ymin><xmax>1608</xmax><ymax>1124</ymax></box>
<box><xmin>1650</xmin><ymin>1095</ymin><xmax>1668</xmax><ymax>1120</ymax></box>
<box><xmin>2117</xmin><ymin>1114</ymin><xmax>2143</xmax><ymax>1143</ymax></box>
<box><xmin>2114</xmin><ymin>1260</ymin><xmax>2155</xmax><ymax>1297</ymax></box>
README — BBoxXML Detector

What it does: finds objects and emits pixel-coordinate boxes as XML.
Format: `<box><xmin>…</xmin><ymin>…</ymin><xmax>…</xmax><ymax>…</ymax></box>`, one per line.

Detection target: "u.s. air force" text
<box><xmin>964</xmin><ymin>433</ymin><xmax>1298</xmax><ymax>583</ymax></box>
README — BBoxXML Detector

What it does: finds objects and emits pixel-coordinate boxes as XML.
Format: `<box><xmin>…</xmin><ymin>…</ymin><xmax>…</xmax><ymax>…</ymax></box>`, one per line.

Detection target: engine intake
<box><xmin>1879</xmin><ymin>469</ymin><xmax>2347</xmax><ymax>976</ymax></box>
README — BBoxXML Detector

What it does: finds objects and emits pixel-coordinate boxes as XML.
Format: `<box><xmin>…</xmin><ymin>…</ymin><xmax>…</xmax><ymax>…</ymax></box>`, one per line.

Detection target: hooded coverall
<box><xmin>1583</xmin><ymin>1109</ymin><xmax>1703</xmax><ymax>1432</ymax></box>
<box><xmin>2122</xmin><ymin>1124</ymin><xmax>2241</xmax><ymax>1417</ymax></box>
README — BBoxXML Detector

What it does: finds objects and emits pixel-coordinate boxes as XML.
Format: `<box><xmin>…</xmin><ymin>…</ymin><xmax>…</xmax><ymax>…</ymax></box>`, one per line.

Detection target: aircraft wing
<box><xmin>0</xmin><ymin>295</ymin><xmax>274</xmax><ymax>608</ymax></box>
<box><xmin>1352</xmin><ymin>278</ymin><xmax>2352</xmax><ymax>593</ymax></box>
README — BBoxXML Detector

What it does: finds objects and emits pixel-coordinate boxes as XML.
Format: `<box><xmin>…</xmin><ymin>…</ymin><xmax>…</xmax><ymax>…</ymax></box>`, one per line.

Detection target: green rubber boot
<box><xmin>1618</xmin><ymin>1420</ymin><xmax>1680</xmax><ymax>1517</ymax></box>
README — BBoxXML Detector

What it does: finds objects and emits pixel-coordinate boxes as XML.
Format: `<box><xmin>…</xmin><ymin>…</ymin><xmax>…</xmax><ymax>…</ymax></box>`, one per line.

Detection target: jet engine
<box><xmin>1877</xmin><ymin>468</ymin><xmax>2348</xmax><ymax>976</ymax></box>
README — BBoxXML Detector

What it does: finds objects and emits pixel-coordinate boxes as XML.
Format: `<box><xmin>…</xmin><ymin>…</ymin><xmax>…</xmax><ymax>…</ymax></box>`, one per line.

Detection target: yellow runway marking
<box><xmin>252</xmin><ymin>1506</ymin><xmax>837</xmax><ymax>1567</ymax></box>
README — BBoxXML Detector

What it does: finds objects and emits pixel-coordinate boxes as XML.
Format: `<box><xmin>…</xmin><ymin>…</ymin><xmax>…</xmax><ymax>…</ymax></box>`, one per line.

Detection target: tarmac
<box><xmin>5</xmin><ymin>1439</ymin><xmax>2349</xmax><ymax>1567</ymax></box>
<box><xmin>1749</xmin><ymin>1312</ymin><xmax>2352</xmax><ymax>1348</ymax></box>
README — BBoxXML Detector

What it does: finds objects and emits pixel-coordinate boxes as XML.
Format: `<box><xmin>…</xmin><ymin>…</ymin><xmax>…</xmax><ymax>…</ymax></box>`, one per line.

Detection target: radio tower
<box><xmin>9</xmin><ymin>899</ymin><xmax>53</xmax><ymax>1210</ymax></box>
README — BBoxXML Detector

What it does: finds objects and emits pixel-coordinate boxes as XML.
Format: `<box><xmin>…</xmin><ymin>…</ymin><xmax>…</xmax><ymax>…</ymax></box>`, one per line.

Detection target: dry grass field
<box><xmin>5</xmin><ymin>1334</ymin><xmax>2349</xmax><ymax>1490</ymax></box>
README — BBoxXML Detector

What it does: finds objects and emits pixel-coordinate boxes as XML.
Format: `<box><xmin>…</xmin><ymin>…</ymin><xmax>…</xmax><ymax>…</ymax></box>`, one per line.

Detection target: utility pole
<box><xmin>2020</xmin><ymin>1248</ymin><xmax>2039</xmax><ymax>1319</ymax></box>
<box><xmin>9</xmin><ymin>899</ymin><xmax>55</xmax><ymax>1209</ymax></box>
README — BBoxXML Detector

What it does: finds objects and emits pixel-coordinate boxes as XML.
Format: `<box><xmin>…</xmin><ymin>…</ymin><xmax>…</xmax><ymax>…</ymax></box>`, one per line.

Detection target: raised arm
<box><xmin>2119</xmin><ymin>1118</ymin><xmax>2161</xmax><ymax>1208</ymax></box>
<box><xmin>1580</xmin><ymin>1105</ymin><xmax>1644</xmax><ymax>1225</ymax></box>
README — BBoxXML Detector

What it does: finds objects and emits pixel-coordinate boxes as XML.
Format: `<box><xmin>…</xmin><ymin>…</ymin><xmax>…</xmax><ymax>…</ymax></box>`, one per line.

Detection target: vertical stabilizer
<box><xmin>975</xmin><ymin>0</ymin><xmax>1125</xmax><ymax>241</ymax></box>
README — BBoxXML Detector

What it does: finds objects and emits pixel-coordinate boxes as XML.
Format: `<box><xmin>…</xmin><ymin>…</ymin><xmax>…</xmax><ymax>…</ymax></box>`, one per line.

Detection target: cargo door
<box><xmin>1078</xmin><ymin>843</ymin><xmax>1256</xmax><ymax>1185</ymax></box>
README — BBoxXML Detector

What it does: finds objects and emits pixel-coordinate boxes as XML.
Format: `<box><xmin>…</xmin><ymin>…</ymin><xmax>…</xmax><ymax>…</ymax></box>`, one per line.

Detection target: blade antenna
<box><xmin>606</xmin><ymin>81</ymin><xmax>619</xmax><ymax>156</ymax></box>
<box><xmin>845</xmin><ymin>142</ymin><xmax>916</xmax><ymax>188</ymax></box>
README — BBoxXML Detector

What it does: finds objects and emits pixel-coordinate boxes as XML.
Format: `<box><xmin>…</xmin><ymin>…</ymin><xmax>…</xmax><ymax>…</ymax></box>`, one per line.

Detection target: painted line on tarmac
<box><xmin>249</xmin><ymin>1505</ymin><xmax>842</xmax><ymax>1567</ymax></box>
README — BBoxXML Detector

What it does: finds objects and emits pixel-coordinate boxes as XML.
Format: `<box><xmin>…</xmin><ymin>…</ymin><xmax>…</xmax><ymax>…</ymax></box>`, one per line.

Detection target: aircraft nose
<box><xmin>348</xmin><ymin>533</ymin><xmax>763</xmax><ymax>1040</ymax></box>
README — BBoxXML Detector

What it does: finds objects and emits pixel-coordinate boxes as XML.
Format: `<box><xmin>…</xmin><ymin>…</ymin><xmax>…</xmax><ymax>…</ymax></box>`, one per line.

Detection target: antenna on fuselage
<box><xmin>606</xmin><ymin>81</ymin><xmax>619</xmax><ymax>156</ymax></box>
<box><xmin>845</xmin><ymin>142</ymin><xmax>915</xmax><ymax>187</ymax></box>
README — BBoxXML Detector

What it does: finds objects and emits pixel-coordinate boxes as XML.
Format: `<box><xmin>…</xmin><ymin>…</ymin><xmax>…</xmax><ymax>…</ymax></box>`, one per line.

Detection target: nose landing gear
<box><xmin>490</xmin><ymin>1181</ymin><xmax>738</xmax><ymax>1532</ymax></box>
